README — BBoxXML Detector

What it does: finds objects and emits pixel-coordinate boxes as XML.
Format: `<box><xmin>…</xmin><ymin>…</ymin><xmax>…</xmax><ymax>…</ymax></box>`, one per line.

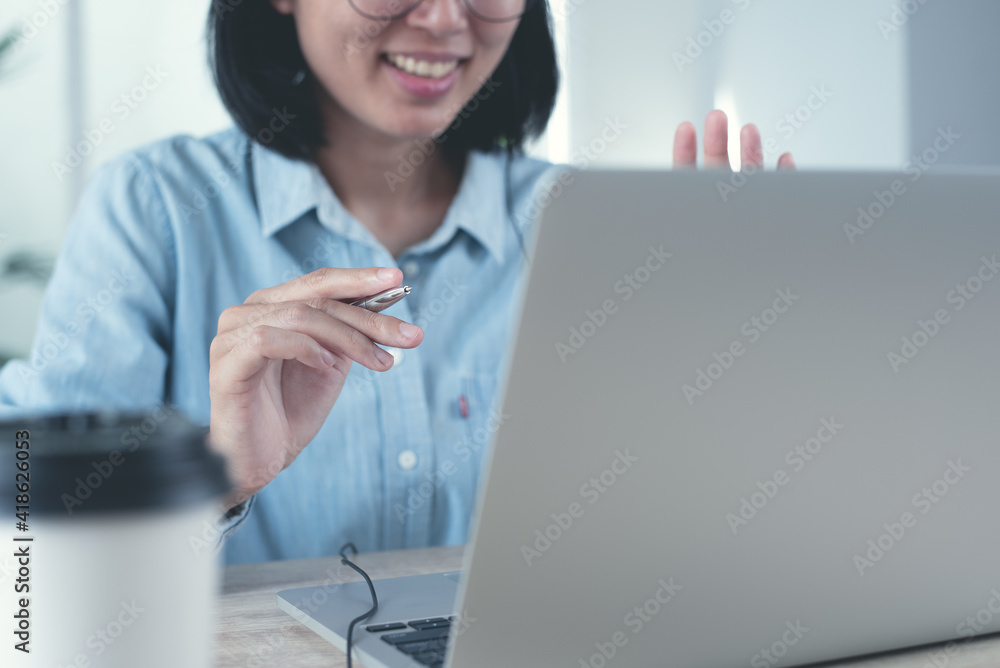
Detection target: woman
<box><xmin>0</xmin><ymin>0</ymin><xmax>792</xmax><ymax>564</ymax></box>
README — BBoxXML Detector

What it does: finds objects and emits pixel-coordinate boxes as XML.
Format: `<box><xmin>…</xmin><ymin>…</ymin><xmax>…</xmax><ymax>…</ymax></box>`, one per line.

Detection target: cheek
<box><xmin>294</xmin><ymin>2</ymin><xmax>371</xmax><ymax>80</ymax></box>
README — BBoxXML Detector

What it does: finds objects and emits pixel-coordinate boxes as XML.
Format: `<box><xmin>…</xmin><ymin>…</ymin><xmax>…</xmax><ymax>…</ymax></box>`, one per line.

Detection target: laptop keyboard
<box><xmin>366</xmin><ymin>616</ymin><xmax>454</xmax><ymax>667</ymax></box>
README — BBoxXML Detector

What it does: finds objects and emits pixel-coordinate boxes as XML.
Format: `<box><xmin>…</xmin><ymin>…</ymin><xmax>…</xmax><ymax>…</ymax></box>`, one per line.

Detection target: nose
<box><xmin>404</xmin><ymin>0</ymin><xmax>469</xmax><ymax>35</ymax></box>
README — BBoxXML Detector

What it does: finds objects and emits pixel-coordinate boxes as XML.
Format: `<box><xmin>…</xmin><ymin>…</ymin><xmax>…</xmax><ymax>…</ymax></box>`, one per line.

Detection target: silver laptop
<box><xmin>278</xmin><ymin>169</ymin><xmax>1000</xmax><ymax>667</ymax></box>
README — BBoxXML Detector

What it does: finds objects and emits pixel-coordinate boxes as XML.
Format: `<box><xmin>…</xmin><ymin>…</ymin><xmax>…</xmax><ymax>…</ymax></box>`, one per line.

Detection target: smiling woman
<box><xmin>209</xmin><ymin>0</ymin><xmax>557</xmax><ymax>160</ymax></box>
<box><xmin>0</xmin><ymin>0</ymin><xmax>565</xmax><ymax>567</ymax></box>
<box><xmin>0</xmin><ymin>0</ymin><xmax>788</xmax><ymax>568</ymax></box>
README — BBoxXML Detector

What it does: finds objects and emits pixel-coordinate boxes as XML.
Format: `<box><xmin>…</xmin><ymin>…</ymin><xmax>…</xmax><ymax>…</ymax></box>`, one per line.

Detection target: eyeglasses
<box><xmin>348</xmin><ymin>0</ymin><xmax>537</xmax><ymax>23</ymax></box>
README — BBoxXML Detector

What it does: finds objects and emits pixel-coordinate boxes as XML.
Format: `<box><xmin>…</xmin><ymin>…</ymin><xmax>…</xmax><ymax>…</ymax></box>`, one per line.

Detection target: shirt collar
<box><xmin>253</xmin><ymin>140</ymin><xmax>323</xmax><ymax>238</ymax></box>
<box><xmin>253</xmin><ymin>140</ymin><xmax>509</xmax><ymax>264</ymax></box>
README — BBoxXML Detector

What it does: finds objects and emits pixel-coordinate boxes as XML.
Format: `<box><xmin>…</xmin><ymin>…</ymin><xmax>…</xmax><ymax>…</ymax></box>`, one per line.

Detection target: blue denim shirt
<box><xmin>0</xmin><ymin>128</ymin><xmax>562</xmax><ymax>564</ymax></box>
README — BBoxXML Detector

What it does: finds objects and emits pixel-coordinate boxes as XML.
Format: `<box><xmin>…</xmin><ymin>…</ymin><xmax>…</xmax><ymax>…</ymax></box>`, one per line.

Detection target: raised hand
<box><xmin>673</xmin><ymin>109</ymin><xmax>795</xmax><ymax>171</ymax></box>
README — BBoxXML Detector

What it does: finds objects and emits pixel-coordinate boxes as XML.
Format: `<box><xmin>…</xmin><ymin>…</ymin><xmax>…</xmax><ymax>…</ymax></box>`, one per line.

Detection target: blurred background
<box><xmin>0</xmin><ymin>0</ymin><xmax>998</xmax><ymax>362</ymax></box>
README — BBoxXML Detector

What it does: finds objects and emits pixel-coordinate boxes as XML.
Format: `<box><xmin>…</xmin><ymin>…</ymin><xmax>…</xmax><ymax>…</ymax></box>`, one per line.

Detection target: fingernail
<box><xmin>320</xmin><ymin>348</ymin><xmax>336</xmax><ymax>367</ymax></box>
<box><xmin>399</xmin><ymin>322</ymin><xmax>420</xmax><ymax>339</ymax></box>
<box><xmin>377</xmin><ymin>268</ymin><xmax>396</xmax><ymax>281</ymax></box>
<box><xmin>373</xmin><ymin>345</ymin><xmax>394</xmax><ymax>367</ymax></box>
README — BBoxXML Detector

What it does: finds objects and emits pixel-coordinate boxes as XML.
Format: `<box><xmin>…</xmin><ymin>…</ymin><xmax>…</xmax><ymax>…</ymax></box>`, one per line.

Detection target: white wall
<box><xmin>81</xmin><ymin>0</ymin><xmax>231</xmax><ymax>176</ymax></box>
<box><xmin>560</xmin><ymin>0</ymin><xmax>910</xmax><ymax>170</ymax></box>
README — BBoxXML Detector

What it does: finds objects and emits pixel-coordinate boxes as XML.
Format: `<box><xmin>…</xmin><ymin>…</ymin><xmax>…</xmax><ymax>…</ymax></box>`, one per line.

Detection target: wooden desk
<box><xmin>214</xmin><ymin>545</ymin><xmax>1000</xmax><ymax>667</ymax></box>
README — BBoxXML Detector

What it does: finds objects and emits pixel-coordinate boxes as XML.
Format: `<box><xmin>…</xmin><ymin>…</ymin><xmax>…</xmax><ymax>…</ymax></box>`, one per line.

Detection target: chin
<box><xmin>383</xmin><ymin>112</ymin><xmax>458</xmax><ymax>142</ymax></box>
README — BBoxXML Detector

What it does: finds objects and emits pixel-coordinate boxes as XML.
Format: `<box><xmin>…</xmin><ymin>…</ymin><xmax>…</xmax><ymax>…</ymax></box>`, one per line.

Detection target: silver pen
<box><xmin>344</xmin><ymin>286</ymin><xmax>411</xmax><ymax>313</ymax></box>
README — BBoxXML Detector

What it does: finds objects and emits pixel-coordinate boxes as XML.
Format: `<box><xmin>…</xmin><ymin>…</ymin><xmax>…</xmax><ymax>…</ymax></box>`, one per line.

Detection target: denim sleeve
<box><xmin>211</xmin><ymin>494</ymin><xmax>256</xmax><ymax>554</ymax></box>
<box><xmin>0</xmin><ymin>154</ymin><xmax>176</xmax><ymax>415</ymax></box>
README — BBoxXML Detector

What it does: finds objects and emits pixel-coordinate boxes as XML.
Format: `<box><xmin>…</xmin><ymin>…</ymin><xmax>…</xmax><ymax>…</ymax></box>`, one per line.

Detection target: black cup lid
<box><xmin>1</xmin><ymin>408</ymin><xmax>231</xmax><ymax>516</ymax></box>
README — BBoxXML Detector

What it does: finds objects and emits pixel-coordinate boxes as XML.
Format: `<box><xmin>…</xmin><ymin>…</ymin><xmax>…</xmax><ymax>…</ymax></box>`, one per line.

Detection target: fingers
<box><xmin>211</xmin><ymin>325</ymin><xmax>338</xmax><ymax>389</ymax></box>
<box><xmin>245</xmin><ymin>266</ymin><xmax>403</xmax><ymax>305</ymax></box>
<box><xmin>318</xmin><ymin>298</ymin><xmax>424</xmax><ymax>349</ymax></box>
<box><xmin>676</xmin><ymin>112</ymin><xmax>795</xmax><ymax>172</ymax></box>
<box><xmin>740</xmin><ymin>124</ymin><xmax>764</xmax><ymax>171</ymax></box>
<box><xmin>677</xmin><ymin>111</ymin><xmax>797</xmax><ymax>173</ymax></box>
<box><xmin>672</xmin><ymin>122</ymin><xmax>697</xmax><ymax>169</ymax></box>
<box><xmin>214</xmin><ymin>301</ymin><xmax>423</xmax><ymax>374</ymax></box>
<box><xmin>703</xmin><ymin>110</ymin><xmax>731</xmax><ymax>170</ymax></box>
<box><xmin>218</xmin><ymin>298</ymin><xmax>423</xmax><ymax>348</ymax></box>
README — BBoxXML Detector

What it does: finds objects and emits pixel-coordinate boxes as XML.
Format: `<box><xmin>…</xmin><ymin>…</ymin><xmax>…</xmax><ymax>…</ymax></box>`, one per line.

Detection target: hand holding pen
<box><xmin>206</xmin><ymin>267</ymin><xmax>422</xmax><ymax>508</ymax></box>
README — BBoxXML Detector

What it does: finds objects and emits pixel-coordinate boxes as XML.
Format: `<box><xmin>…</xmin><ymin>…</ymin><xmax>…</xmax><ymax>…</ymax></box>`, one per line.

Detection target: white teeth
<box><xmin>387</xmin><ymin>54</ymin><xmax>459</xmax><ymax>79</ymax></box>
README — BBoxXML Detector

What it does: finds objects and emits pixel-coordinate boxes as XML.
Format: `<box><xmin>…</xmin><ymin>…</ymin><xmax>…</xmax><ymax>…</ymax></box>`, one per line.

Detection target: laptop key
<box><xmin>407</xmin><ymin>617</ymin><xmax>449</xmax><ymax>628</ymax></box>
<box><xmin>395</xmin><ymin>640</ymin><xmax>441</xmax><ymax>655</ymax></box>
<box><xmin>381</xmin><ymin>626</ymin><xmax>451</xmax><ymax>645</ymax></box>
<box><xmin>410</xmin><ymin>619</ymin><xmax>451</xmax><ymax>631</ymax></box>
<box><xmin>412</xmin><ymin>649</ymin><xmax>446</xmax><ymax>666</ymax></box>
<box><xmin>366</xmin><ymin>622</ymin><xmax>407</xmax><ymax>633</ymax></box>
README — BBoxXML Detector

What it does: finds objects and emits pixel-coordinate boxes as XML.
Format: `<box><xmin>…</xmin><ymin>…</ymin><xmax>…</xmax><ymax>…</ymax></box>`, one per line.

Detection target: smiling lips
<box><xmin>384</xmin><ymin>53</ymin><xmax>462</xmax><ymax>79</ymax></box>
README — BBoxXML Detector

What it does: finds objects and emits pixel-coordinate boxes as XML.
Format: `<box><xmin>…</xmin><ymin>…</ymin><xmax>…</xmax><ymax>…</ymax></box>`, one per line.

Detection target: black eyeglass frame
<box><xmin>347</xmin><ymin>0</ymin><xmax>538</xmax><ymax>23</ymax></box>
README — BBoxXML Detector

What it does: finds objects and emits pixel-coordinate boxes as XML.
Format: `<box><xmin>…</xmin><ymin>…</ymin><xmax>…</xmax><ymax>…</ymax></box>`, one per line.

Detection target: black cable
<box><xmin>338</xmin><ymin>542</ymin><xmax>379</xmax><ymax>668</ymax></box>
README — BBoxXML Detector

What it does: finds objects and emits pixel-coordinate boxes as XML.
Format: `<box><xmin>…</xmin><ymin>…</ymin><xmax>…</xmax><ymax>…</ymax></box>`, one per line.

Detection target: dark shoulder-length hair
<box><xmin>207</xmin><ymin>0</ymin><xmax>559</xmax><ymax>161</ymax></box>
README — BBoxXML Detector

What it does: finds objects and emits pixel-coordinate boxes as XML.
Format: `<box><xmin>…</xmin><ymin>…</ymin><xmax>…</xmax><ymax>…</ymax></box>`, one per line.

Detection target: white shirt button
<box><xmin>397</xmin><ymin>450</ymin><xmax>418</xmax><ymax>471</ymax></box>
<box><xmin>385</xmin><ymin>347</ymin><xmax>404</xmax><ymax>364</ymax></box>
<box><xmin>402</xmin><ymin>260</ymin><xmax>420</xmax><ymax>278</ymax></box>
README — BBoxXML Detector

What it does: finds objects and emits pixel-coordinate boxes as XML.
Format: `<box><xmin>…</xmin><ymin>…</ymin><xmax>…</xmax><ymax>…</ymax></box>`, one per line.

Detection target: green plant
<box><xmin>0</xmin><ymin>28</ymin><xmax>17</xmax><ymax>67</ymax></box>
